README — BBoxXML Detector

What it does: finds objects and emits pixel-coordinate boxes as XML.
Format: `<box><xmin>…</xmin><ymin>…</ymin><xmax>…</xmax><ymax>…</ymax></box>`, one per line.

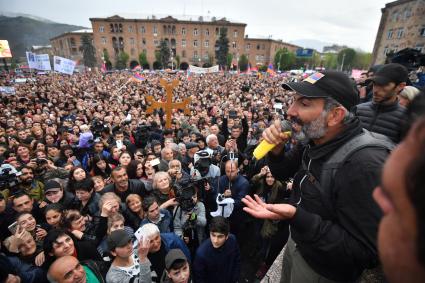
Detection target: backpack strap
<box><xmin>319</xmin><ymin>129</ymin><xmax>395</xmax><ymax>213</ymax></box>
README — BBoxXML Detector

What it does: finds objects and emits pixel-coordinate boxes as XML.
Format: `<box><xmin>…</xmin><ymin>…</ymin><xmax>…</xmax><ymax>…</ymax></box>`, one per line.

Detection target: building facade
<box><xmin>89</xmin><ymin>15</ymin><xmax>247</xmax><ymax>68</ymax></box>
<box><xmin>372</xmin><ymin>0</ymin><xmax>425</xmax><ymax>65</ymax></box>
<box><xmin>50</xmin><ymin>29</ymin><xmax>93</xmax><ymax>64</ymax></box>
<box><xmin>243</xmin><ymin>37</ymin><xmax>300</xmax><ymax>67</ymax></box>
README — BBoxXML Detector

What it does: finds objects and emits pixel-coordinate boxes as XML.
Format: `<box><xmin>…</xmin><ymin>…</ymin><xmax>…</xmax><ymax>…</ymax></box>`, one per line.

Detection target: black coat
<box><xmin>266</xmin><ymin>117</ymin><xmax>388</xmax><ymax>282</ymax></box>
<box><xmin>353</xmin><ymin>99</ymin><xmax>406</xmax><ymax>143</ymax></box>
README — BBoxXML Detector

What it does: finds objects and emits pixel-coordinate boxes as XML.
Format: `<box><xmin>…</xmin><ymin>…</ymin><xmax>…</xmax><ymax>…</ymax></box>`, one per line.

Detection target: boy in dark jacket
<box><xmin>193</xmin><ymin>217</ymin><xmax>240</xmax><ymax>283</ymax></box>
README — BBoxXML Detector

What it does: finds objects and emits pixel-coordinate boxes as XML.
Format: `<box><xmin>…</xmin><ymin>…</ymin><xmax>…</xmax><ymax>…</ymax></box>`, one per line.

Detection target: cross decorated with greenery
<box><xmin>146</xmin><ymin>79</ymin><xmax>191</xmax><ymax>129</ymax></box>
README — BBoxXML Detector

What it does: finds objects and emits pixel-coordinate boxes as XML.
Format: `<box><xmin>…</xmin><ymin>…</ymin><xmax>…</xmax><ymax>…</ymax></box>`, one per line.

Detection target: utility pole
<box><xmin>340</xmin><ymin>53</ymin><xmax>346</xmax><ymax>72</ymax></box>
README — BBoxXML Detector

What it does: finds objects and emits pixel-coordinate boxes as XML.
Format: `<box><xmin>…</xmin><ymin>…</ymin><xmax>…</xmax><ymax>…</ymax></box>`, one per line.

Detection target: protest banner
<box><xmin>0</xmin><ymin>86</ymin><xmax>16</xmax><ymax>95</ymax></box>
<box><xmin>26</xmin><ymin>52</ymin><xmax>51</xmax><ymax>70</ymax></box>
<box><xmin>54</xmin><ymin>56</ymin><xmax>76</xmax><ymax>75</ymax></box>
<box><xmin>188</xmin><ymin>65</ymin><xmax>219</xmax><ymax>74</ymax></box>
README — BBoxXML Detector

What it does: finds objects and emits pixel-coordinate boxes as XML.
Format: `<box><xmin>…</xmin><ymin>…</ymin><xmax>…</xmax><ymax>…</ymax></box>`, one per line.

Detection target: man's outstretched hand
<box><xmin>242</xmin><ymin>195</ymin><xmax>296</xmax><ymax>220</ymax></box>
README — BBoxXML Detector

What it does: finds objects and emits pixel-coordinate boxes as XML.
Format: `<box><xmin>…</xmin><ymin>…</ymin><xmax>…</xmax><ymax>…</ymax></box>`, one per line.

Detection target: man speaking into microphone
<box><xmin>243</xmin><ymin>71</ymin><xmax>393</xmax><ymax>283</ymax></box>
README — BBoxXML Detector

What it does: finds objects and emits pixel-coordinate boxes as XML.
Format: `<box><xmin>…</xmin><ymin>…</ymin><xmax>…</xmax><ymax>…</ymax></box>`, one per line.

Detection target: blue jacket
<box><xmin>213</xmin><ymin>175</ymin><xmax>250</xmax><ymax>210</ymax></box>
<box><xmin>161</xmin><ymin>232</ymin><xmax>191</xmax><ymax>262</ymax></box>
<box><xmin>193</xmin><ymin>234</ymin><xmax>240</xmax><ymax>283</ymax></box>
<box><xmin>140</xmin><ymin>209</ymin><xmax>173</xmax><ymax>233</ymax></box>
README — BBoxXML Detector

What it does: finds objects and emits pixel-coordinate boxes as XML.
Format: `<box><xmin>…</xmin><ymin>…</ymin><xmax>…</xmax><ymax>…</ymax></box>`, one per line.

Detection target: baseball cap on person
<box><xmin>367</xmin><ymin>63</ymin><xmax>408</xmax><ymax>86</ymax></box>
<box><xmin>282</xmin><ymin>71</ymin><xmax>359</xmax><ymax>110</ymax></box>
<box><xmin>165</xmin><ymin>249</ymin><xmax>188</xmax><ymax>270</ymax></box>
<box><xmin>44</xmin><ymin>180</ymin><xmax>62</xmax><ymax>193</ymax></box>
<box><xmin>107</xmin><ymin>229</ymin><xmax>131</xmax><ymax>251</ymax></box>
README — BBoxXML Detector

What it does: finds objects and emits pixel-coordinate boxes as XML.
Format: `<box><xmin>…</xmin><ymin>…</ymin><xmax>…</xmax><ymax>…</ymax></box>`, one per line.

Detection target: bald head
<box><xmin>48</xmin><ymin>256</ymin><xmax>86</xmax><ymax>283</ymax></box>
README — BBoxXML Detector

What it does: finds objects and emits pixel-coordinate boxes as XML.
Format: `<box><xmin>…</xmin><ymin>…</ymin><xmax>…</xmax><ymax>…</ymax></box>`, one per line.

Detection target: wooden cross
<box><xmin>146</xmin><ymin>79</ymin><xmax>191</xmax><ymax>129</ymax></box>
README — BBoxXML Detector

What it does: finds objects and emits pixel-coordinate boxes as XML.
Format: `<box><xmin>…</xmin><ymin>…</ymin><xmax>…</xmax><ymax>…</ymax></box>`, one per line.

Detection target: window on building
<box><xmin>110</xmin><ymin>24</ymin><xmax>114</xmax><ymax>32</ymax></box>
<box><xmin>142</xmin><ymin>38</ymin><xmax>146</xmax><ymax>45</ymax></box>
<box><xmin>128</xmin><ymin>25</ymin><xmax>133</xmax><ymax>33</ymax></box>
<box><xmin>232</xmin><ymin>42</ymin><xmax>236</xmax><ymax>49</ymax></box>
<box><xmin>203</xmin><ymin>53</ymin><xmax>209</xmax><ymax>60</ymax></box>
<box><xmin>118</xmin><ymin>24</ymin><xmax>123</xmax><ymax>33</ymax></box>
<box><xmin>387</xmin><ymin>29</ymin><xmax>393</xmax><ymax>39</ymax></box>
<box><xmin>70</xmin><ymin>38</ymin><xmax>76</xmax><ymax>47</ymax></box>
<box><xmin>182</xmin><ymin>50</ymin><xmax>186</xmax><ymax>58</ymax></box>
<box><xmin>101</xmin><ymin>37</ymin><xmax>107</xmax><ymax>44</ymax></box>
<box><xmin>182</xmin><ymin>27</ymin><xmax>186</xmax><ymax>35</ymax></box>
<box><xmin>205</xmin><ymin>29</ymin><xmax>209</xmax><ymax>36</ymax></box>
<box><xmin>257</xmin><ymin>44</ymin><xmax>260</xmax><ymax>50</ymax></box>
<box><xmin>420</xmin><ymin>26</ymin><xmax>425</xmax><ymax>37</ymax></box>
<box><xmin>182</xmin><ymin>39</ymin><xmax>186</xmax><ymax>47</ymax></box>
<box><xmin>141</xmin><ymin>26</ymin><xmax>146</xmax><ymax>34</ymax></box>
<box><xmin>392</xmin><ymin>11</ymin><xmax>399</xmax><ymax>22</ymax></box>
<box><xmin>131</xmin><ymin>48</ymin><xmax>135</xmax><ymax>55</ymax></box>
<box><xmin>153</xmin><ymin>26</ymin><xmax>158</xmax><ymax>35</ymax></box>
<box><xmin>154</xmin><ymin>40</ymin><xmax>159</xmax><ymax>46</ymax></box>
<box><xmin>130</xmin><ymin>38</ymin><xmax>135</xmax><ymax>46</ymax></box>
<box><xmin>205</xmin><ymin>40</ymin><xmax>209</xmax><ymax>47</ymax></box>
<box><xmin>383</xmin><ymin>46</ymin><xmax>389</xmax><ymax>55</ymax></box>
<box><xmin>397</xmin><ymin>28</ymin><xmax>404</xmax><ymax>38</ymax></box>
<box><xmin>99</xmin><ymin>26</ymin><xmax>104</xmax><ymax>32</ymax></box>
<box><xmin>404</xmin><ymin>8</ymin><xmax>412</xmax><ymax>19</ymax></box>
<box><xmin>194</xmin><ymin>40</ymin><xmax>198</xmax><ymax>47</ymax></box>
<box><xmin>393</xmin><ymin>45</ymin><xmax>399</xmax><ymax>52</ymax></box>
<box><xmin>216</xmin><ymin>27</ymin><xmax>219</xmax><ymax>36</ymax></box>
<box><xmin>194</xmin><ymin>51</ymin><xmax>198</xmax><ymax>58</ymax></box>
<box><xmin>194</xmin><ymin>28</ymin><xmax>198</xmax><ymax>36</ymax></box>
<box><xmin>246</xmin><ymin>43</ymin><xmax>251</xmax><ymax>50</ymax></box>
<box><xmin>234</xmin><ymin>30</ymin><xmax>238</xmax><ymax>38</ymax></box>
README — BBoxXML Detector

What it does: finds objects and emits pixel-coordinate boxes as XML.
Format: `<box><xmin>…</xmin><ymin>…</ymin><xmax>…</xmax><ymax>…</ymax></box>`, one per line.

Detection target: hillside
<box><xmin>0</xmin><ymin>16</ymin><xmax>86</xmax><ymax>58</ymax></box>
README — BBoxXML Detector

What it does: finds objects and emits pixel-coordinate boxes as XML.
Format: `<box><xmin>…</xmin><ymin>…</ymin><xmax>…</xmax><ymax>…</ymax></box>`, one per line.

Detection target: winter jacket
<box><xmin>353</xmin><ymin>99</ymin><xmax>406</xmax><ymax>143</ymax></box>
<box><xmin>141</xmin><ymin>209</ymin><xmax>173</xmax><ymax>233</ymax></box>
<box><xmin>266</xmin><ymin>117</ymin><xmax>389</xmax><ymax>282</ymax></box>
<box><xmin>173</xmin><ymin>202</ymin><xmax>207</xmax><ymax>245</ymax></box>
<box><xmin>193</xmin><ymin>234</ymin><xmax>240</xmax><ymax>283</ymax></box>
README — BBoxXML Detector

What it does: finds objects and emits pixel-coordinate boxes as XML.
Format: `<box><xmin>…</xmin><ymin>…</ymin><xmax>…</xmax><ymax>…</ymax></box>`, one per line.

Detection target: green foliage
<box><xmin>102</xmin><ymin>49</ymin><xmax>112</xmax><ymax>70</ymax></box>
<box><xmin>258</xmin><ymin>65</ymin><xmax>268</xmax><ymax>72</ymax></box>
<box><xmin>226</xmin><ymin>53</ymin><xmax>233</xmax><ymax>69</ymax></box>
<box><xmin>157</xmin><ymin>40</ymin><xmax>171</xmax><ymax>69</ymax></box>
<box><xmin>215</xmin><ymin>27</ymin><xmax>229</xmax><ymax>69</ymax></box>
<box><xmin>10</xmin><ymin>57</ymin><xmax>18</xmax><ymax>70</ymax></box>
<box><xmin>274</xmin><ymin>48</ymin><xmax>296</xmax><ymax>71</ymax></box>
<box><xmin>238</xmin><ymin>54</ymin><xmax>249</xmax><ymax>72</ymax></box>
<box><xmin>153</xmin><ymin>61</ymin><xmax>162</xmax><ymax>70</ymax></box>
<box><xmin>353</xmin><ymin>52</ymin><xmax>372</xmax><ymax>70</ymax></box>
<box><xmin>337</xmin><ymin>48</ymin><xmax>356</xmax><ymax>71</ymax></box>
<box><xmin>138</xmin><ymin>51</ymin><xmax>149</xmax><ymax>69</ymax></box>
<box><xmin>115</xmin><ymin>51</ymin><xmax>129</xmax><ymax>70</ymax></box>
<box><xmin>80</xmin><ymin>34</ymin><xmax>96</xmax><ymax>67</ymax></box>
<box><xmin>322</xmin><ymin>53</ymin><xmax>338</xmax><ymax>70</ymax></box>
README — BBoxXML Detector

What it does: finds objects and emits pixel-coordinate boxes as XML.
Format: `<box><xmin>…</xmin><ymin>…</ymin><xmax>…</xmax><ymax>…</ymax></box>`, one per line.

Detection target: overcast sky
<box><xmin>1</xmin><ymin>0</ymin><xmax>389</xmax><ymax>52</ymax></box>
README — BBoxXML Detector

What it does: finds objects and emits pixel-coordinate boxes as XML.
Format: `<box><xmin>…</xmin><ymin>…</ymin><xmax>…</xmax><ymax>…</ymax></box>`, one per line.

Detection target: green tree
<box><xmin>238</xmin><ymin>54</ymin><xmax>249</xmax><ymax>72</ymax></box>
<box><xmin>353</xmin><ymin>52</ymin><xmax>372</xmax><ymax>70</ymax></box>
<box><xmin>337</xmin><ymin>48</ymin><xmax>356</xmax><ymax>71</ymax></box>
<box><xmin>10</xmin><ymin>57</ymin><xmax>18</xmax><ymax>70</ymax></box>
<box><xmin>258</xmin><ymin>65</ymin><xmax>268</xmax><ymax>72</ymax></box>
<box><xmin>138</xmin><ymin>51</ymin><xmax>149</xmax><ymax>69</ymax></box>
<box><xmin>226</xmin><ymin>53</ymin><xmax>233</xmax><ymax>69</ymax></box>
<box><xmin>322</xmin><ymin>53</ymin><xmax>338</xmax><ymax>70</ymax></box>
<box><xmin>157</xmin><ymin>40</ymin><xmax>171</xmax><ymax>69</ymax></box>
<box><xmin>175</xmin><ymin>55</ymin><xmax>180</xmax><ymax>69</ymax></box>
<box><xmin>274</xmin><ymin>48</ymin><xmax>296</xmax><ymax>71</ymax></box>
<box><xmin>102</xmin><ymin>49</ymin><xmax>112</xmax><ymax>70</ymax></box>
<box><xmin>115</xmin><ymin>51</ymin><xmax>129</xmax><ymax>70</ymax></box>
<box><xmin>80</xmin><ymin>34</ymin><xmax>97</xmax><ymax>68</ymax></box>
<box><xmin>215</xmin><ymin>27</ymin><xmax>229</xmax><ymax>70</ymax></box>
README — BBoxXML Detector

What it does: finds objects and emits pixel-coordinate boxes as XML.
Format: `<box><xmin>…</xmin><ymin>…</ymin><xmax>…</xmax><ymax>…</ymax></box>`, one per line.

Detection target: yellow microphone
<box><xmin>253</xmin><ymin>120</ymin><xmax>292</xmax><ymax>160</ymax></box>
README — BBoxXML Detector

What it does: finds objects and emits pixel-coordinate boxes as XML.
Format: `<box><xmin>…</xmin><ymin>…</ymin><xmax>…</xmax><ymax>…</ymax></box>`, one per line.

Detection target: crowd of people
<box><xmin>0</xmin><ymin>63</ymin><xmax>424</xmax><ymax>283</ymax></box>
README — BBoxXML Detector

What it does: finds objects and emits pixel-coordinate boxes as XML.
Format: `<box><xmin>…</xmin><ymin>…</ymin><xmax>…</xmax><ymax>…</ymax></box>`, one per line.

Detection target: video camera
<box><xmin>174</xmin><ymin>176</ymin><xmax>212</xmax><ymax>211</ymax></box>
<box><xmin>0</xmin><ymin>164</ymin><xmax>20</xmax><ymax>189</ymax></box>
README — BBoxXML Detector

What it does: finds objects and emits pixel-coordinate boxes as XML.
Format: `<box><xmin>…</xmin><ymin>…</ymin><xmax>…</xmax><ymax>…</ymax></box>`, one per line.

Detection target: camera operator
<box><xmin>173</xmin><ymin>186</ymin><xmax>206</xmax><ymax>257</ymax></box>
<box><xmin>27</xmin><ymin>157</ymin><xmax>69</xmax><ymax>184</ymax></box>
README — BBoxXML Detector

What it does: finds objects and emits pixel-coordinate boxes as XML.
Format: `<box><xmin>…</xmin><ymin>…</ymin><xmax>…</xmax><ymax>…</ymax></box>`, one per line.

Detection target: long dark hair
<box><xmin>126</xmin><ymin>160</ymin><xmax>143</xmax><ymax>179</ymax></box>
<box><xmin>92</xmin><ymin>153</ymin><xmax>112</xmax><ymax>178</ymax></box>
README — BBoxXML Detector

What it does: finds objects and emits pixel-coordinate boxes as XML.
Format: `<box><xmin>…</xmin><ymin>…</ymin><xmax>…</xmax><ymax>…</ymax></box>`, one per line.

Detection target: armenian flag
<box><xmin>129</xmin><ymin>72</ymin><xmax>146</xmax><ymax>82</ymax></box>
<box><xmin>267</xmin><ymin>63</ymin><xmax>276</xmax><ymax>76</ymax></box>
<box><xmin>132</xmin><ymin>65</ymin><xmax>142</xmax><ymax>71</ymax></box>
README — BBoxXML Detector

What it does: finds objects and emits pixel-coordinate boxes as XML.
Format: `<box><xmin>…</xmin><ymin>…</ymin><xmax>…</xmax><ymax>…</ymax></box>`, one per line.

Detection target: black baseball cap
<box><xmin>282</xmin><ymin>71</ymin><xmax>359</xmax><ymax>110</ymax></box>
<box><xmin>44</xmin><ymin>180</ymin><xmax>62</xmax><ymax>193</ymax></box>
<box><xmin>165</xmin><ymin>249</ymin><xmax>188</xmax><ymax>270</ymax></box>
<box><xmin>107</xmin><ymin>230</ymin><xmax>131</xmax><ymax>251</ymax></box>
<box><xmin>368</xmin><ymin>63</ymin><xmax>408</xmax><ymax>86</ymax></box>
